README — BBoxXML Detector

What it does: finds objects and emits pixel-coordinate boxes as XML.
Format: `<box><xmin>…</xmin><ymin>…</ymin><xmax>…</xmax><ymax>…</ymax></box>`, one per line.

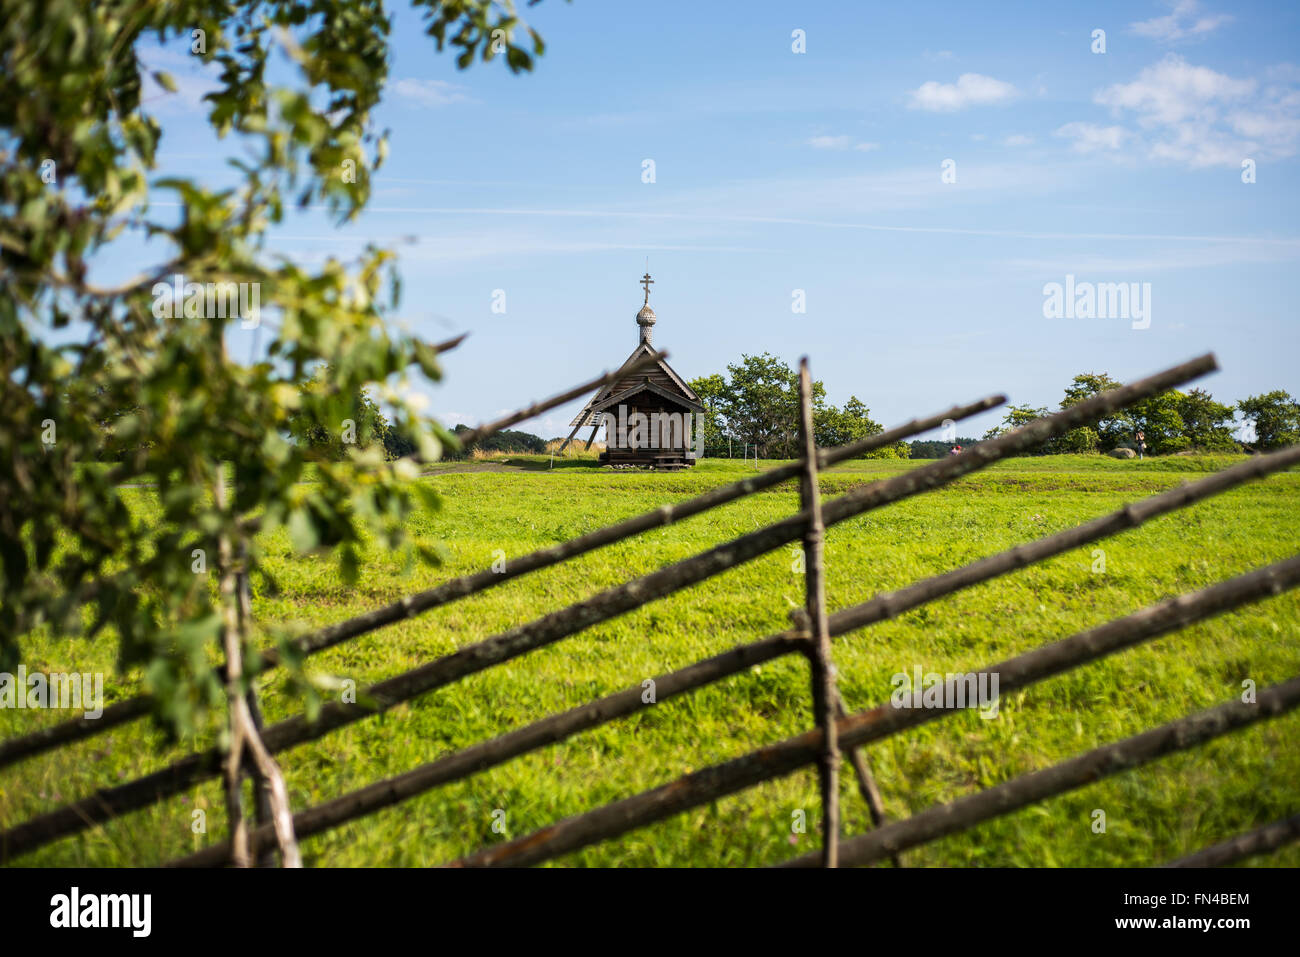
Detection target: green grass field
<box><xmin>4</xmin><ymin>453</ymin><xmax>1299</xmax><ymax>867</ymax></box>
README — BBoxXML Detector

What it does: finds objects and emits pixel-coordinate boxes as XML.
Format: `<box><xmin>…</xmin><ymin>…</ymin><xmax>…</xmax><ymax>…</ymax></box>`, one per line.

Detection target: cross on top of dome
<box><xmin>636</xmin><ymin>273</ymin><xmax>657</xmax><ymax>343</ymax></box>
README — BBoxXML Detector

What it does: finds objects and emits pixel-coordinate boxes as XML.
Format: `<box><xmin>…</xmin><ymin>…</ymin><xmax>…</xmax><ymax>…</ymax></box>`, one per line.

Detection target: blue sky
<box><xmin>138</xmin><ymin>0</ymin><xmax>1300</xmax><ymax>440</ymax></box>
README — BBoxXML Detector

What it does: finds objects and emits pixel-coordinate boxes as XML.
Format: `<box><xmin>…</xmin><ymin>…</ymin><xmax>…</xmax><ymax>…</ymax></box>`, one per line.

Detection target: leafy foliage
<box><xmin>448</xmin><ymin>423</ymin><xmax>546</xmax><ymax>456</ymax></box>
<box><xmin>1237</xmin><ymin>390</ymin><xmax>1300</xmax><ymax>450</ymax></box>
<box><xmin>980</xmin><ymin>372</ymin><xmax>1284</xmax><ymax>457</ymax></box>
<box><xmin>1177</xmin><ymin>388</ymin><xmax>1237</xmax><ymax>452</ymax></box>
<box><xmin>687</xmin><ymin>372</ymin><xmax>730</xmax><ymax>456</ymax></box>
<box><xmin>0</xmin><ymin>0</ymin><xmax>551</xmax><ymax>737</ymax></box>
<box><xmin>983</xmin><ymin>405</ymin><xmax>1055</xmax><ymax>454</ymax></box>
<box><xmin>909</xmin><ymin>438</ymin><xmax>980</xmax><ymax>458</ymax></box>
<box><xmin>285</xmin><ymin>368</ymin><xmax>392</xmax><ymax>461</ymax></box>
<box><xmin>688</xmin><ymin>354</ymin><xmax>903</xmax><ymax>459</ymax></box>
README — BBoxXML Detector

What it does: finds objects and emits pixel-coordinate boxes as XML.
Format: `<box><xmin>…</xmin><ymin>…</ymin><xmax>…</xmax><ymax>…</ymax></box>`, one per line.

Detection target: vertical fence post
<box><xmin>214</xmin><ymin>471</ymin><xmax>251</xmax><ymax>868</ymax></box>
<box><xmin>238</xmin><ymin>552</ymin><xmax>275</xmax><ymax>868</ymax></box>
<box><xmin>797</xmin><ymin>358</ymin><xmax>839</xmax><ymax>867</ymax></box>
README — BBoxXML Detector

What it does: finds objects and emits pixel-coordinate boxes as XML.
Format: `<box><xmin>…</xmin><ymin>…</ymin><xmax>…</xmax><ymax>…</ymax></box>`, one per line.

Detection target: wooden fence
<box><xmin>3</xmin><ymin>350</ymin><xmax>1299</xmax><ymax>868</ymax></box>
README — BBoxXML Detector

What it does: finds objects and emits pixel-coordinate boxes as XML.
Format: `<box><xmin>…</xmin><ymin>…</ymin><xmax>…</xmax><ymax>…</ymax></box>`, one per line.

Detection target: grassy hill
<box><xmin>4</xmin><ymin>454</ymin><xmax>1298</xmax><ymax>867</ymax></box>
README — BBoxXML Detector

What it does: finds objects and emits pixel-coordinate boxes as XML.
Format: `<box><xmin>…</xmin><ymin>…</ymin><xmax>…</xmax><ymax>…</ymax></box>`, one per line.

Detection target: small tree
<box><xmin>1177</xmin><ymin>388</ymin><xmax>1236</xmax><ymax>451</ymax></box>
<box><xmin>1127</xmin><ymin>391</ymin><xmax>1188</xmax><ymax>454</ymax></box>
<box><xmin>983</xmin><ymin>405</ymin><xmax>1051</xmax><ymax>452</ymax></box>
<box><xmin>1054</xmin><ymin>426</ymin><xmax>1100</xmax><ymax>454</ymax></box>
<box><xmin>1060</xmin><ymin>372</ymin><xmax>1128</xmax><ymax>450</ymax></box>
<box><xmin>687</xmin><ymin>372</ymin><xmax>731</xmax><ymax>456</ymax></box>
<box><xmin>1237</xmin><ymin>391</ymin><xmax>1300</xmax><ymax>450</ymax></box>
<box><xmin>816</xmin><ymin>396</ymin><xmax>902</xmax><ymax>457</ymax></box>
<box><xmin>286</xmin><ymin>369</ymin><xmax>392</xmax><ymax>461</ymax></box>
<box><xmin>717</xmin><ymin>353</ymin><xmax>821</xmax><ymax>459</ymax></box>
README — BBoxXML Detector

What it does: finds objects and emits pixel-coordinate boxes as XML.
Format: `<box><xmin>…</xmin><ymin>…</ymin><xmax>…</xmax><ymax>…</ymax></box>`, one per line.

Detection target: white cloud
<box><xmin>1230</xmin><ymin>107</ymin><xmax>1300</xmax><ymax>143</ymax></box>
<box><xmin>1087</xmin><ymin>55</ymin><xmax>1300</xmax><ymax>167</ymax></box>
<box><xmin>807</xmin><ymin>135</ymin><xmax>879</xmax><ymax>152</ymax></box>
<box><xmin>1055</xmin><ymin>122</ymin><xmax>1128</xmax><ymax>152</ymax></box>
<box><xmin>909</xmin><ymin>73</ymin><xmax>1017</xmax><ymax>111</ymax></box>
<box><xmin>1131</xmin><ymin>1</ymin><xmax>1232</xmax><ymax>43</ymax></box>
<box><xmin>808</xmin><ymin>135</ymin><xmax>852</xmax><ymax>150</ymax></box>
<box><xmin>391</xmin><ymin>78</ymin><xmax>472</xmax><ymax>107</ymax></box>
<box><xmin>1004</xmin><ymin>134</ymin><xmax>1035</xmax><ymax>147</ymax></box>
<box><xmin>1096</xmin><ymin>55</ymin><xmax>1253</xmax><ymax>126</ymax></box>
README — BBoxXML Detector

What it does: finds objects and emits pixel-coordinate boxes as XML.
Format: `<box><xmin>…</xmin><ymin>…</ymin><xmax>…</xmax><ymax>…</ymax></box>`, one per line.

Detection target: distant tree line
<box><xmin>289</xmin><ymin>411</ymin><xmax>546</xmax><ymax>462</ymax></box>
<box><xmin>101</xmin><ymin>365</ymin><xmax>1298</xmax><ymax>465</ymax></box>
<box><xmin>446</xmin><ymin>424</ymin><xmax>546</xmax><ymax>457</ymax></box>
<box><xmin>282</xmin><ymin>370</ymin><xmax>547</xmax><ymax>461</ymax></box>
<box><xmin>974</xmin><ymin>373</ymin><xmax>1299</xmax><ymax>455</ymax></box>
<box><xmin>689</xmin><ymin>353</ymin><xmax>908</xmax><ymax>459</ymax></box>
<box><xmin>909</xmin><ymin>438</ymin><xmax>980</xmax><ymax>459</ymax></box>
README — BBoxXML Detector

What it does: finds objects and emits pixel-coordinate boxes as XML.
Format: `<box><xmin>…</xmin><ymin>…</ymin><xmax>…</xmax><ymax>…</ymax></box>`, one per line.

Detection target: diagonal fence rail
<box><xmin>4</xmin><ymin>351</ymin><xmax>1299</xmax><ymax>869</ymax></box>
<box><xmin>444</xmin><ymin>555</ymin><xmax>1300</xmax><ymax>868</ymax></box>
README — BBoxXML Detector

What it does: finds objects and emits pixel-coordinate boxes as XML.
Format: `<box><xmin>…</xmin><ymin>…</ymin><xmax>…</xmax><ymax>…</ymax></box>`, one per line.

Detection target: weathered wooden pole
<box><xmin>796</xmin><ymin>358</ymin><xmax>839</xmax><ymax>867</ymax></box>
<box><xmin>556</xmin><ymin>420</ymin><xmax>585</xmax><ymax>454</ymax></box>
<box><xmin>172</xmin><ymin>524</ymin><xmax>1298</xmax><ymax>866</ymax></box>
<box><xmin>174</xmin><ymin>452</ymin><xmax>1299</xmax><ymax>867</ymax></box>
<box><xmin>214</xmin><ymin>472</ymin><xmax>251</xmax><ymax>868</ymax></box>
<box><xmin>441</xmin><ymin>554</ymin><xmax>1297</xmax><ymax>868</ymax></box>
<box><xmin>1165</xmin><ymin>812</ymin><xmax>1300</xmax><ymax>868</ymax></box>
<box><xmin>0</xmin><ymin>394</ymin><xmax>1006</xmax><ymax>774</ymax></box>
<box><xmin>238</xmin><ymin>556</ymin><xmax>275</xmax><ymax>867</ymax></box>
<box><xmin>833</xmin><ymin>692</ymin><xmax>902</xmax><ymax>867</ymax></box>
<box><xmin>1</xmin><ymin>356</ymin><xmax>1218</xmax><ymax>859</ymax></box>
<box><xmin>463</xmin><ymin>350</ymin><xmax>666</xmax><ymax>452</ymax></box>
<box><xmin>779</xmin><ymin>677</ymin><xmax>1300</xmax><ymax>868</ymax></box>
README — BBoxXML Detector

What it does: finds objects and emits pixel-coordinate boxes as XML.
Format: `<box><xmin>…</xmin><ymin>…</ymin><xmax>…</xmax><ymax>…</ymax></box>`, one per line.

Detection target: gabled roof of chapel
<box><xmin>568</xmin><ymin>278</ymin><xmax>700</xmax><ymax>427</ymax></box>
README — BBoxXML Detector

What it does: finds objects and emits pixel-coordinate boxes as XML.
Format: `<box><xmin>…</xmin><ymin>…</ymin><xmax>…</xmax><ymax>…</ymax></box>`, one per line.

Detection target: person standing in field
<box><xmin>1136</xmin><ymin>430</ymin><xmax>1146</xmax><ymax>460</ymax></box>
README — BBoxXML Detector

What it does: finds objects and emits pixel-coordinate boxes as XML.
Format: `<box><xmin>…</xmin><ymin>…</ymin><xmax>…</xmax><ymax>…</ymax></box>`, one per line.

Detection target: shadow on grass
<box><xmin>503</xmin><ymin>456</ymin><xmax>605</xmax><ymax>472</ymax></box>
